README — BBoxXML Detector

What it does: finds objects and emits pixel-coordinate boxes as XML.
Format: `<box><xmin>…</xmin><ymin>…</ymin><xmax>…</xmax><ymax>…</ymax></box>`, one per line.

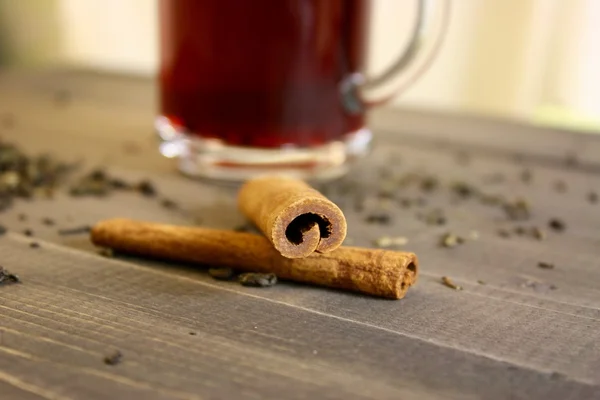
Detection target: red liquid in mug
<box><xmin>159</xmin><ymin>0</ymin><xmax>369</xmax><ymax>148</ymax></box>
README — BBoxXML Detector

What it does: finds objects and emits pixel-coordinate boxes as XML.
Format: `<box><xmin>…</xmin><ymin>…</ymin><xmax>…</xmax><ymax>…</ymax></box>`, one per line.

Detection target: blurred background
<box><xmin>1</xmin><ymin>0</ymin><xmax>599</xmax><ymax>133</ymax></box>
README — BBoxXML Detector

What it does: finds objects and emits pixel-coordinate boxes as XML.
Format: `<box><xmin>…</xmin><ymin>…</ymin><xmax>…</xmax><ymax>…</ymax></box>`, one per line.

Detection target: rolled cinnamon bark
<box><xmin>91</xmin><ymin>219</ymin><xmax>418</xmax><ymax>299</ymax></box>
<box><xmin>237</xmin><ymin>176</ymin><xmax>347</xmax><ymax>258</ymax></box>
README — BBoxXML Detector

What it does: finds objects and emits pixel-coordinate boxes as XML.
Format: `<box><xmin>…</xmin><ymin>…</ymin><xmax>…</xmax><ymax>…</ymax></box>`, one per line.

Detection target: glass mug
<box><xmin>157</xmin><ymin>0</ymin><xmax>449</xmax><ymax>181</ymax></box>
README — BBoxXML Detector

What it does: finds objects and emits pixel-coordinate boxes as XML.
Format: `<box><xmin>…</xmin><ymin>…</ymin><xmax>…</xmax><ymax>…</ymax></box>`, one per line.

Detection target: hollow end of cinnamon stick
<box><xmin>238</xmin><ymin>176</ymin><xmax>347</xmax><ymax>258</ymax></box>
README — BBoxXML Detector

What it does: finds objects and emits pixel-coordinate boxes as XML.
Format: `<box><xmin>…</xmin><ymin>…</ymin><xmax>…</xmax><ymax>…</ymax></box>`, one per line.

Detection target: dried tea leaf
<box><xmin>208</xmin><ymin>267</ymin><xmax>235</xmax><ymax>281</ymax></box>
<box><xmin>239</xmin><ymin>273</ymin><xmax>277</xmax><ymax>287</ymax></box>
<box><xmin>441</xmin><ymin>276</ymin><xmax>462</xmax><ymax>290</ymax></box>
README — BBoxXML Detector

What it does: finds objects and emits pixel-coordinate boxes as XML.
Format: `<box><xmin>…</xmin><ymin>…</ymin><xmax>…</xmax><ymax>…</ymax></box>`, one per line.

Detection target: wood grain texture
<box><xmin>1</xmin><ymin>69</ymin><xmax>600</xmax><ymax>399</ymax></box>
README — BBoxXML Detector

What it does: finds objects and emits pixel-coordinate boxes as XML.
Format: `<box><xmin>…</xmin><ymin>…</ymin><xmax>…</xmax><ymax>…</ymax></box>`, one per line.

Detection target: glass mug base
<box><xmin>155</xmin><ymin>117</ymin><xmax>372</xmax><ymax>182</ymax></box>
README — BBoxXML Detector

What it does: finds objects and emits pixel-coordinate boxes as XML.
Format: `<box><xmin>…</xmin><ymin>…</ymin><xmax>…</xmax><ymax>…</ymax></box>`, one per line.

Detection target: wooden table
<box><xmin>1</xmin><ymin>69</ymin><xmax>599</xmax><ymax>400</ymax></box>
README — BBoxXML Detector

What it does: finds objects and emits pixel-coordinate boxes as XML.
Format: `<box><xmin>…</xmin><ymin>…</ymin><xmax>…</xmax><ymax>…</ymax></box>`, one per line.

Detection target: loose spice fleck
<box><xmin>538</xmin><ymin>262</ymin><xmax>554</xmax><ymax>269</ymax></box>
<box><xmin>160</xmin><ymin>198</ymin><xmax>178</xmax><ymax>209</ymax></box>
<box><xmin>0</xmin><ymin>266</ymin><xmax>20</xmax><ymax>285</ymax></box>
<box><xmin>103</xmin><ymin>350</ymin><xmax>123</xmax><ymax>366</ymax></box>
<box><xmin>503</xmin><ymin>199</ymin><xmax>530</xmax><ymax>221</ymax></box>
<box><xmin>239</xmin><ymin>273</ymin><xmax>277</xmax><ymax>287</ymax></box>
<box><xmin>553</xmin><ymin>180</ymin><xmax>567</xmax><ymax>193</ymax></box>
<box><xmin>99</xmin><ymin>248</ymin><xmax>114</xmax><ymax>257</ymax></box>
<box><xmin>365</xmin><ymin>213</ymin><xmax>391</xmax><ymax>225</ymax></box>
<box><xmin>41</xmin><ymin>217</ymin><xmax>55</xmax><ymax>226</ymax></box>
<box><xmin>532</xmin><ymin>227</ymin><xmax>546</xmax><ymax>240</ymax></box>
<box><xmin>208</xmin><ymin>267</ymin><xmax>235</xmax><ymax>281</ymax></box>
<box><xmin>58</xmin><ymin>225</ymin><xmax>92</xmax><ymax>235</ymax></box>
<box><xmin>520</xmin><ymin>169</ymin><xmax>532</xmax><ymax>183</ymax></box>
<box><xmin>441</xmin><ymin>276</ymin><xmax>462</xmax><ymax>290</ymax></box>
<box><xmin>441</xmin><ymin>233</ymin><xmax>463</xmax><ymax>248</ymax></box>
<box><xmin>497</xmin><ymin>229</ymin><xmax>511</xmax><ymax>238</ymax></box>
<box><xmin>548</xmin><ymin>218</ymin><xmax>566</xmax><ymax>232</ymax></box>
<box><xmin>137</xmin><ymin>180</ymin><xmax>156</xmax><ymax>197</ymax></box>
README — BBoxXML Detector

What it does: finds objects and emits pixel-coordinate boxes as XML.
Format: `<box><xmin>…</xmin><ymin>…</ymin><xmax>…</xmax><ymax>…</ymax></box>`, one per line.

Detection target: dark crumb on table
<box><xmin>365</xmin><ymin>213</ymin><xmax>391</xmax><ymax>225</ymax></box>
<box><xmin>514</xmin><ymin>226</ymin><xmax>527</xmax><ymax>235</ymax></box>
<box><xmin>239</xmin><ymin>273</ymin><xmax>277</xmax><ymax>287</ymax></box>
<box><xmin>588</xmin><ymin>191</ymin><xmax>598</xmax><ymax>204</ymax></box>
<box><xmin>137</xmin><ymin>180</ymin><xmax>156</xmax><ymax>197</ymax></box>
<box><xmin>54</xmin><ymin>89</ymin><xmax>72</xmax><ymax>106</ymax></box>
<box><xmin>208</xmin><ymin>267</ymin><xmax>235</xmax><ymax>281</ymax></box>
<box><xmin>548</xmin><ymin>218</ymin><xmax>566</xmax><ymax>232</ymax></box>
<box><xmin>99</xmin><ymin>248</ymin><xmax>114</xmax><ymax>257</ymax></box>
<box><xmin>441</xmin><ymin>276</ymin><xmax>462</xmax><ymax>290</ymax></box>
<box><xmin>58</xmin><ymin>225</ymin><xmax>91</xmax><ymax>235</ymax></box>
<box><xmin>189</xmin><ymin>331</ymin><xmax>197</xmax><ymax>336</ymax></box>
<box><xmin>440</xmin><ymin>233</ymin><xmax>464</xmax><ymax>248</ymax></box>
<box><xmin>520</xmin><ymin>169</ymin><xmax>532</xmax><ymax>183</ymax></box>
<box><xmin>0</xmin><ymin>266</ymin><xmax>20</xmax><ymax>285</ymax></box>
<box><xmin>553</xmin><ymin>180</ymin><xmax>567</xmax><ymax>193</ymax></box>
<box><xmin>29</xmin><ymin>242</ymin><xmax>40</xmax><ymax>249</ymax></box>
<box><xmin>450</xmin><ymin>181</ymin><xmax>476</xmax><ymax>198</ymax></box>
<box><xmin>532</xmin><ymin>227</ymin><xmax>546</xmax><ymax>240</ymax></box>
<box><xmin>537</xmin><ymin>261</ymin><xmax>554</xmax><ymax>269</ymax></box>
<box><xmin>103</xmin><ymin>350</ymin><xmax>123</xmax><ymax>366</ymax></box>
<box><xmin>503</xmin><ymin>199</ymin><xmax>530</xmax><ymax>221</ymax></box>
<box><xmin>23</xmin><ymin>229</ymin><xmax>33</xmax><ymax>237</ymax></box>
<box><xmin>160</xmin><ymin>198</ymin><xmax>178</xmax><ymax>209</ymax></box>
<box><xmin>497</xmin><ymin>229</ymin><xmax>511</xmax><ymax>238</ymax></box>
<box><xmin>41</xmin><ymin>217</ymin><xmax>55</xmax><ymax>226</ymax></box>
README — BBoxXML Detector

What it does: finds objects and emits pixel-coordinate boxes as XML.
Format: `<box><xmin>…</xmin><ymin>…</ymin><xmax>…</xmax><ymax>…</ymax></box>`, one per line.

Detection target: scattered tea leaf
<box><xmin>538</xmin><ymin>262</ymin><xmax>554</xmax><ymax>269</ymax></box>
<box><xmin>497</xmin><ymin>229</ymin><xmax>511</xmax><ymax>238</ymax></box>
<box><xmin>58</xmin><ymin>225</ymin><xmax>92</xmax><ymax>235</ymax></box>
<box><xmin>103</xmin><ymin>350</ymin><xmax>123</xmax><ymax>366</ymax></box>
<box><xmin>440</xmin><ymin>233</ymin><xmax>463</xmax><ymax>248</ymax></box>
<box><xmin>41</xmin><ymin>217</ymin><xmax>55</xmax><ymax>226</ymax></box>
<box><xmin>365</xmin><ymin>213</ymin><xmax>391</xmax><ymax>225</ymax></box>
<box><xmin>208</xmin><ymin>267</ymin><xmax>235</xmax><ymax>281</ymax></box>
<box><xmin>553</xmin><ymin>180</ymin><xmax>567</xmax><ymax>193</ymax></box>
<box><xmin>548</xmin><ymin>218</ymin><xmax>566</xmax><ymax>232</ymax></box>
<box><xmin>503</xmin><ymin>198</ymin><xmax>530</xmax><ymax>221</ymax></box>
<box><xmin>532</xmin><ymin>227</ymin><xmax>546</xmax><ymax>240</ymax></box>
<box><xmin>137</xmin><ymin>180</ymin><xmax>156</xmax><ymax>197</ymax></box>
<box><xmin>99</xmin><ymin>248</ymin><xmax>114</xmax><ymax>257</ymax></box>
<box><xmin>160</xmin><ymin>198</ymin><xmax>178</xmax><ymax>209</ymax></box>
<box><xmin>441</xmin><ymin>276</ymin><xmax>462</xmax><ymax>290</ymax></box>
<box><xmin>520</xmin><ymin>169</ymin><xmax>532</xmax><ymax>183</ymax></box>
<box><xmin>239</xmin><ymin>273</ymin><xmax>277</xmax><ymax>287</ymax></box>
<box><xmin>0</xmin><ymin>266</ymin><xmax>20</xmax><ymax>285</ymax></box>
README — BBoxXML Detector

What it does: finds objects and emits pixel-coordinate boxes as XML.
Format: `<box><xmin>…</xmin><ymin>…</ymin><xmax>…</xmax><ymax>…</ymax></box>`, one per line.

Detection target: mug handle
<box><xmin>341</xmin><ymin>0</ymin><xmax>451</xmax><ymax>113</ymax></box>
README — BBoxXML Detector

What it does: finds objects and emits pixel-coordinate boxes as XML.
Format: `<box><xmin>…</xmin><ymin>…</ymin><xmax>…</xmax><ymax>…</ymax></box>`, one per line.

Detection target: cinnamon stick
<box><xmin>238</xmin><ymin>176</ymin><xmax>347</xmax><ymax>258</ymax></box>
<box><xmin>90</xmin><ymin>219</ymin><xmax>418</xmax><ymax>299</ymax></box>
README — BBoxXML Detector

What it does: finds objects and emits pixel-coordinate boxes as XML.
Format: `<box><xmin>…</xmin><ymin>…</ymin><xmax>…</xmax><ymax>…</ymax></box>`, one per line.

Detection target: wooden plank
<box><xmin>1</xmin><ymin>236</ymin><xmax>599</xmax><ymax>400</ymax></box>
